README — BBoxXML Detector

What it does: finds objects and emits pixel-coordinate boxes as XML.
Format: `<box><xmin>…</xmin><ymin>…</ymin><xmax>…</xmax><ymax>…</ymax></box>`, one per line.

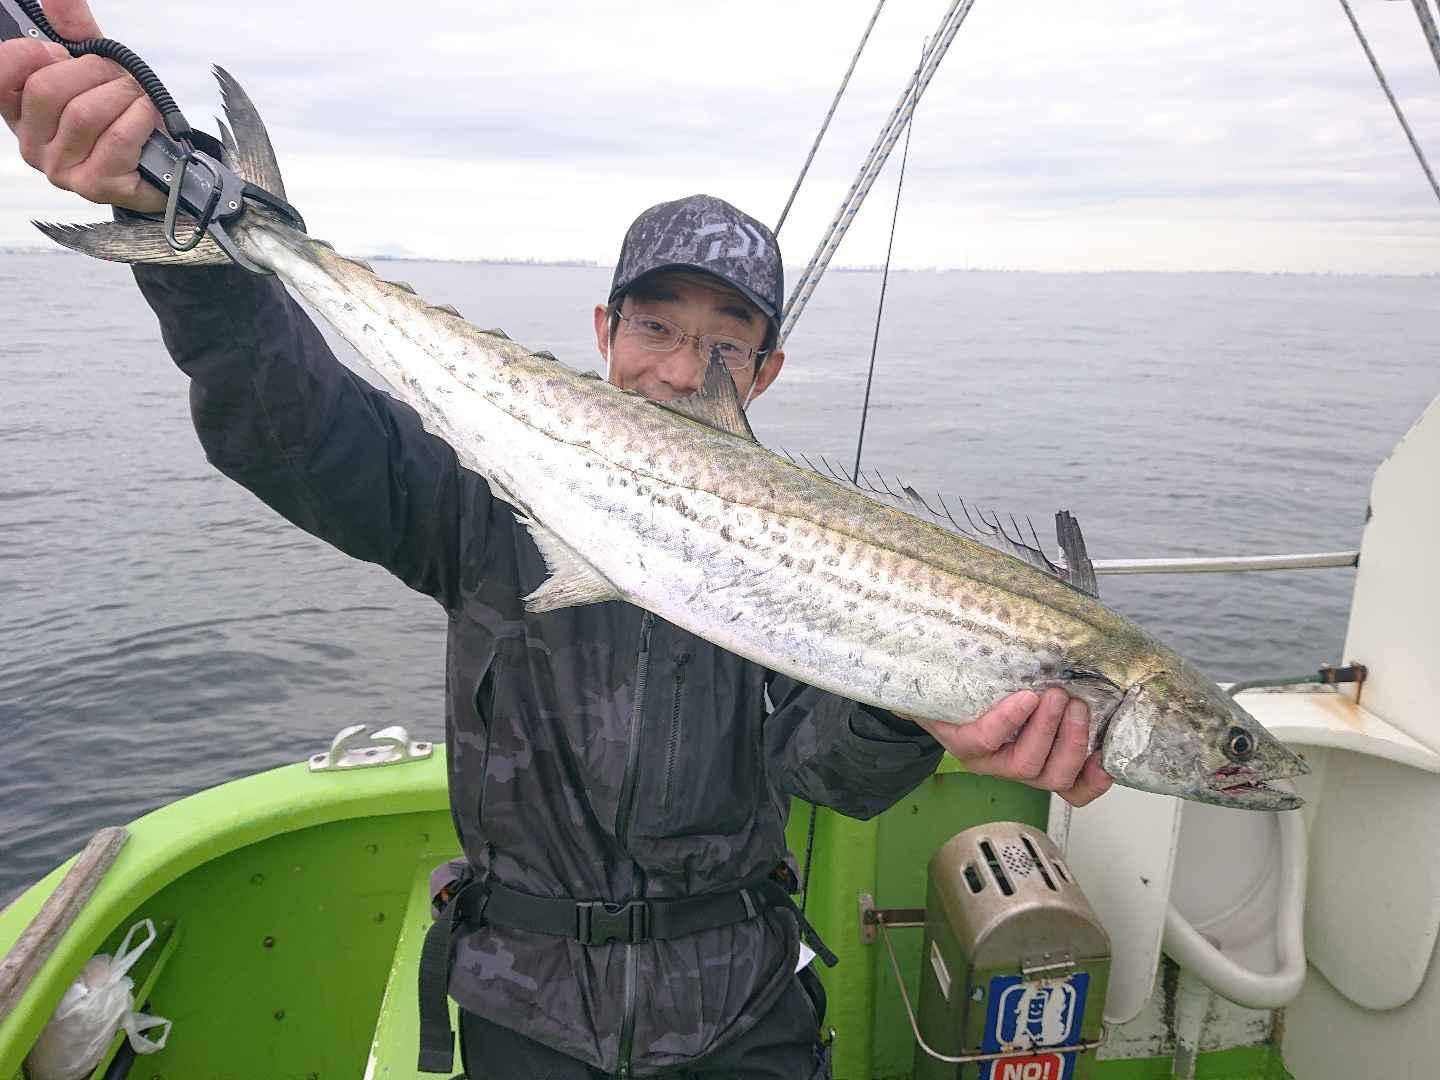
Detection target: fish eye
<box><xmin>1225</xmin><ymin>727</ymin><xmax>1255</xmax><ymax>761</ymax></box>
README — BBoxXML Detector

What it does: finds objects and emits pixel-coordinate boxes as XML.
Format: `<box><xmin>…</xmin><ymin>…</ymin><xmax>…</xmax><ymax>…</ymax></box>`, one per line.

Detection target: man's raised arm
<box><xmin>1</xmin><ymin>0</ymin><xmax>476</xmax><ymax>609</ymax></box>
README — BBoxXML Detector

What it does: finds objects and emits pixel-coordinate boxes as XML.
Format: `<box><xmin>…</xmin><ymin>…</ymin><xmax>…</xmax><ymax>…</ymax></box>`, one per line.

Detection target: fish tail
<box><xmin>33</xmin><ymin>219</ymin><xmax>231</xmax><ymax>265</ymax></box>
<box><xmin>33</xmin><ymin>67</ymin><xmax>285</xmax><ymax>267</ymax></box>
<box><xmin>213</xmin><ymin>66</ymin><xmax>287</xmax><ymax>199</ymax></box>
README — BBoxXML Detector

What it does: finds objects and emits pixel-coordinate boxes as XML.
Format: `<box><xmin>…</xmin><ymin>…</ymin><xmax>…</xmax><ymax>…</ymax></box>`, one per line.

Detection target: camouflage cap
<box><xmin>610</xmin><ymin>195</ymin><xmax>784</xmax><ymax>324</ymax></box>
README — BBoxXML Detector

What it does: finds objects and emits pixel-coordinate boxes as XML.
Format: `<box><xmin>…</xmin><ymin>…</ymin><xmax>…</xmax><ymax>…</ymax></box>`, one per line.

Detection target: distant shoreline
<box><xmin>2</xmin><ymin>247</ymin><xmax>1435</xmax><ymax>277</ymax></box>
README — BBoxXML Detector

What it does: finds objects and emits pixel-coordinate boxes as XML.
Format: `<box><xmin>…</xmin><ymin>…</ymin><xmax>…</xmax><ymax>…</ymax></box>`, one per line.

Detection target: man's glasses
<box><xmin>614</xmin><ymin>311</ymin><xmax>767</xmax><ymax>372</ymax></box>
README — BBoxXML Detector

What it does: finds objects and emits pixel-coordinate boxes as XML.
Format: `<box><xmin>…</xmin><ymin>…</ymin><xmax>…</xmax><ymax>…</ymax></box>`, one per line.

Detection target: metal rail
<box><xmin>1092</xmin><ymin>551</ymin><xmax>1359</xmax><ymax>575</ymax></box>
<box><xmin>875</xmin><ymin>909</ymin><xmax>1106</xmax><ymax>1065</ymax></box>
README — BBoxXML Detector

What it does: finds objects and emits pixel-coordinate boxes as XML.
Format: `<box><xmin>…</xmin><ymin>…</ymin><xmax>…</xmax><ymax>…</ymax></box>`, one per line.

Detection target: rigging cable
<box><xmin>853</xmin><ymin>104</ymin><xmax>916</xmax><ymax>482</ymax></box>
<box><xmin>775</xmin><ymin>0</ymin><xmax>888</xmax><ymax>238</ymax></box>
<box><xmin>1409</xmin><ymin>0</ymin><xmax>1440</xmax><ymax>81</ymax></box>
<box><xmin>802</xmin><ymin>62</ymin><xmax>922</xmax><ymax>914</ymax></box>
<box><xmin>1337</xmin><ymin>0</ymin><xmax>1440</xmax><ymax>206</ymax></box>
<box><xmin>778</xmin><ymin>0</ymin><xmax>976</xmax><ymax>350</ymax></box>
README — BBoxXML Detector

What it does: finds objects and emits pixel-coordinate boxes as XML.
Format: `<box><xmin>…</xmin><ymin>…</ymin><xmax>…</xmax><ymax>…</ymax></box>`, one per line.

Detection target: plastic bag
<box><xmin>25</xmin><ymin>919</ymin><xmax>172</xmax><ymax>1080</ymax></box>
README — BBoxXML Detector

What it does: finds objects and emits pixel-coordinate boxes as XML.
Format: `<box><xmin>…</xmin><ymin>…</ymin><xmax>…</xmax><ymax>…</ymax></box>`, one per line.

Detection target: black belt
<box><xmin>416</xmin><ymin>875</ymin><xmax>837</xmax><ymax>1073</ymax></box>
<box><xmin>483</xmin><ymin>877</ymin><xmax>793</xmax><ymax>945</ymax></box>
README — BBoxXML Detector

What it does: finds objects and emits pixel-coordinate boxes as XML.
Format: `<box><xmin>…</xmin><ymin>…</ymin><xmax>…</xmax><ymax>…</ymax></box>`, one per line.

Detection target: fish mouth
<box><xmin>1205</xmin><ymin>763</ymin><xmax>1304</xmax><ymax>809</ymax></box>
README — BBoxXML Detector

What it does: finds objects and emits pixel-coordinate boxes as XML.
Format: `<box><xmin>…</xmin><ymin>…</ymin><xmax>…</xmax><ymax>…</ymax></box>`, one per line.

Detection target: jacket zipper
<box><xmin>473</xmin><ymin>657</ymin><xmax>501</xmax><ymax>829</ymax></box>
<box><xmin>615</xmin><ymin>611</ymin><xmax>654</xmax><ymax>1079</ymax></box>
<box><xmin>660</xmin><ymin>654</ymin><xmax>689</xmax><ymax>814</ymax></box>
<box><xmin>618</xmin><ymin>929</ymin><xmax>639</xmax><ymax>1080</ymax></box>
<box><xmin>614</xmin><ymin>611</ymin><xmax>654</xmax><ymax>850</ymax></box>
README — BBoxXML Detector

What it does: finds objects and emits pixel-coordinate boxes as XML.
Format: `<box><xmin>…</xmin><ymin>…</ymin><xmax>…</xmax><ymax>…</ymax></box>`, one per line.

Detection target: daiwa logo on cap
<box><xmin>694</xmin><ymin>221</ymin><xmax>768</xmax><ymax>262</ymax></box>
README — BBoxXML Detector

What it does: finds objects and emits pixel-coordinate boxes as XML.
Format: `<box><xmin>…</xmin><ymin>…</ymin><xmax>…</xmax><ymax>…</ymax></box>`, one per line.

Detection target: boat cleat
<box><xmin>308</xmin><ymin>723</ymin><xmax>433</xmax><ymax>772</ymax></box>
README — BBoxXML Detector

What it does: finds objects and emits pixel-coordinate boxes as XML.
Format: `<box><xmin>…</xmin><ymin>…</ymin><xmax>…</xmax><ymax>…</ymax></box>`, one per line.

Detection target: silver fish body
<box><xmin>39</xmin><ymin>72</ymin><xmax>1308</xmax><ymax>810</ymax></box>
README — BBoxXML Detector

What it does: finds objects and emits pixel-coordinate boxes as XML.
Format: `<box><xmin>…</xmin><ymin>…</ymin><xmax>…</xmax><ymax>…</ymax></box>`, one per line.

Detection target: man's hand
<box><xmin>899</xmin><ymin>688</ymin><xmax>1113</xmax><ymax>807</ymax></box>
<box><xmin>0</xmin><ymin>0</ymin><xmax>165</xmax><ymax>211</ymax></box>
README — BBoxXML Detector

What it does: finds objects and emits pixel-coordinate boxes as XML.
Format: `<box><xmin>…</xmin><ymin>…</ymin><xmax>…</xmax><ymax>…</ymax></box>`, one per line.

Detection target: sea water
<box><xmin>1</xmin><ymin>251</ymin><xmax>1435</xmax><ymax>902</ymax></box>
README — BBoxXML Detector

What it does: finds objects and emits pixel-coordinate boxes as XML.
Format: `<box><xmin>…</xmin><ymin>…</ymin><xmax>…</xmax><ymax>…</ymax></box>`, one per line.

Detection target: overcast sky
<box><xmin>3</xmin><ymin>0</ymin><xmax>1440</xmax><ymax>271</ymax></box>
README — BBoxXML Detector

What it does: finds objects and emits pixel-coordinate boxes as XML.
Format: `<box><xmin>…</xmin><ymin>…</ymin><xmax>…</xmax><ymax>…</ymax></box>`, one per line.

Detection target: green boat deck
<box><xmin>0</xmin><ymin>751</ymin><xmax>1292</xmax><ymax>1079</ymax></box>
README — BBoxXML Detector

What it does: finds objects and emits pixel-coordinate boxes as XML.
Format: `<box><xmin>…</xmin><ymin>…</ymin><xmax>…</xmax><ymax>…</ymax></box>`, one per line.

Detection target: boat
<box><xmin>2</xmin><ymin>376</ymin><xmax>1436</xmax><ymax>1080</ymax></box>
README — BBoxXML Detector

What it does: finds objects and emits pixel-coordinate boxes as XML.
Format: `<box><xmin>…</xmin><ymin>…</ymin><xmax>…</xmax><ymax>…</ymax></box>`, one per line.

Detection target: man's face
<box><xmin>593</xmin><ymin>270</ymin><xmax>786</xmax><ymax>404</ymax></box>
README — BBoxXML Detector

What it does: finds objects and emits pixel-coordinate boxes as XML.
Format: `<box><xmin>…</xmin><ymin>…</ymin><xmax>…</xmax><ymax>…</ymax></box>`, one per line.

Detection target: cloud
<box><xmin>3</xmin><ymin>0</ymin><xmax>1438</xmax><ymax>270</ymax></box>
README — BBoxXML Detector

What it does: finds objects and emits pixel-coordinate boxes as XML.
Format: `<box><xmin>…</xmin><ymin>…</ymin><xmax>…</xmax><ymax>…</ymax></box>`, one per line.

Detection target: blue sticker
<box><xmin>978</xmin><ymin>972</ymin><xmax>1088</xmax><ymax>1080</ymax></box>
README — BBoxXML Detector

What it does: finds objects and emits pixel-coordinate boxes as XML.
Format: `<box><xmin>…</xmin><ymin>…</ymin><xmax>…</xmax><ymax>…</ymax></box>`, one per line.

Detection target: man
<box><xmin>1</xmin><ymin>5</ymin><xmax>1111</xmax><ymax>1076</ymax></box>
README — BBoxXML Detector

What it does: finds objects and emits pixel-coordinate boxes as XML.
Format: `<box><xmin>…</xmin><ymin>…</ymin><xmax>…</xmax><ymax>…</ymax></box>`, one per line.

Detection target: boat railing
<box><xmin>1092</xmin><ymin>551</ymin><xmax>1359</xmax><ymax>575</ymax></box>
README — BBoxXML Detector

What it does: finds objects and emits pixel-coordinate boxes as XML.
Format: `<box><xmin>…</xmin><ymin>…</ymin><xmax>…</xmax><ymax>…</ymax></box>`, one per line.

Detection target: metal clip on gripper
<box><xmin>162</xmin><ymin>144</ymin><xmax>222</xmax><ymax>252</ymax></box>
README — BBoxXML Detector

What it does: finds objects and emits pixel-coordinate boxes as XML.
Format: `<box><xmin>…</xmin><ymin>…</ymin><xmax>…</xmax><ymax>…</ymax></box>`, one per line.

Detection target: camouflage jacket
<box><xmin>133</xmin><ymin>264</ymin><xmax>944</xmax><ymax>1074</ymax></box>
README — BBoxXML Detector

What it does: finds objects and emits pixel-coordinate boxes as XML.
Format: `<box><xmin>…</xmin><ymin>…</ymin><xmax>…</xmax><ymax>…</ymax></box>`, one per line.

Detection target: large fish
<box><xmin>39</xmin><ymin>70</ymin><xmax>1307</xmax><ymax>810</ymax></box>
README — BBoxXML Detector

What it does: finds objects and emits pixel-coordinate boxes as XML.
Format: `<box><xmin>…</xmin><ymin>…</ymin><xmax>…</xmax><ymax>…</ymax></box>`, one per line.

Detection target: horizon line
<box><xmin>3</xmin><ymin>245</ymin><xmax>1437</xmax><ymax>277</ymax></box>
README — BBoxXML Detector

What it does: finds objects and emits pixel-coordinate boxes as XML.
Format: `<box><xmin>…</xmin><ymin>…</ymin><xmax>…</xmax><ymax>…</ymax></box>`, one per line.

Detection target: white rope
<box><xmin>853</xmin><ymin>93</ymin><xmax>917</xmax><ymax>481</ymax></box>
<box><xmin>1338</xmin><ymin>0</ymin><xmax>1440</xmax><ymax>206</ymax></box>
<box><xmin>774</xmin><ymin>0</ymin><xmax>889</xmax><ymax>238</ymax></box>
<box><xmin>778</xmin><ymin>0</ymin><xmax>977</xmax><ymax>348</ymax></box>
<box><xmin>1410</xmin><ymin>0</ymin><xmax>1440</xmax><ymax>81</ymax></box>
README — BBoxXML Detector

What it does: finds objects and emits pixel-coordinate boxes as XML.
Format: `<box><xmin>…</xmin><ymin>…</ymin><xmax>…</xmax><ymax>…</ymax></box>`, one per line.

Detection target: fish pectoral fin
<box><xmin>656</xmin><ymin>355</ymin><xmax>757</xmax><ymax>441</ymax></box>
<box><xmin>517</xmin><ymin>515</ymin><xmax>623</xmax><ymax>612</ymax></box>
<box><xmin>1060</xmin><ymin>668</ymin><xmax>1124</xmax><ymax>694</ymax></box>
<box><xmin>34</xmin><ymin>219</ymin><xmax>230</xmax><ymax>265</ymax></box>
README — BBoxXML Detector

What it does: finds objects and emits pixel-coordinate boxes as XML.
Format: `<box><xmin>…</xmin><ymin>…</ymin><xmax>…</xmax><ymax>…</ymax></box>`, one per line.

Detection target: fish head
<box><xmin>1100</xmin><ymin>668</ymin><xmax>1309</xmax><ymax>810</ymax></box>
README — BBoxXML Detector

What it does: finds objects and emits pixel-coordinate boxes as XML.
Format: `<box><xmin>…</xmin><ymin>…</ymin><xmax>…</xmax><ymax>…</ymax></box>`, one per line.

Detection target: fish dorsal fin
<box><xmin>516</xmin><ymin>514</ymin><xmax>623</xmax><ymax>612</ymax></box>
<box><xmin>1054</xmin><ymin>510</ymin><xmax>1098</xmax><ymax>598</ymax></box>
<box><xmin>214</xmin><ymin>66</ymin><xmax>287</xmax><ymax>200</ymax></box>
<box><xmin>789</xmin><ymin>455</ymin><xmax>1100</xmax><ymax>597</ymax></box>
<box><xmin>657</xmin><ymin>355</ymin><xmax>756</xmax><ymax>441</ymax></box>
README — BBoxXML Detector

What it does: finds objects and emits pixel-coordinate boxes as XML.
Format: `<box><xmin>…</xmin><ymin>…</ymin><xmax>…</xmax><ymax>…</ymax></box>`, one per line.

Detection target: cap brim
<box><xmin>610</xmin><ymin>264</ymin><xmax>778</xmax><ymax>324</ymax></box>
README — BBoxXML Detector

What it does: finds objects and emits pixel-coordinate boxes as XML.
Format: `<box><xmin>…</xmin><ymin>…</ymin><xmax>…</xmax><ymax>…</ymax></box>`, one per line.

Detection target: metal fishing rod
<box><xmin>779</xmin><ymin>0</ymin><xmax>976</xmax><ymax>349</ymax></box>
<box><xmin>774</xmin><ymin>0</ymin><xmax>888</xmax><ymax>237</ymax></box>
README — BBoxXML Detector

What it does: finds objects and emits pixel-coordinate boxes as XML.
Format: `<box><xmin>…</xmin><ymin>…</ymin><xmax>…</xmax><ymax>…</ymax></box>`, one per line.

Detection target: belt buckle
<box><xmin>576</xmin><ymin>900</ymin><xmax>650</xmax><ymax>945</ymax></box>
